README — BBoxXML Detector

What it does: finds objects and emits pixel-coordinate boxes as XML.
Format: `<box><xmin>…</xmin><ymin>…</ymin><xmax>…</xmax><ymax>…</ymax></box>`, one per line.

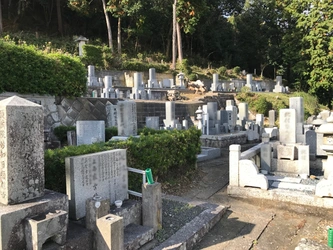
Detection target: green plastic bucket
<box><xmin>145</xmin><ymin>168</ymin><xmax>154</xmax><ymax>184</ymax></box>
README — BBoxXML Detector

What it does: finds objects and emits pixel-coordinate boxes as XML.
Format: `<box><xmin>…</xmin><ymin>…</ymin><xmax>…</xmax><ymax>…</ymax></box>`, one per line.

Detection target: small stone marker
<box><xmin>0</xmin><ymin>96</ymin><xmax>44</xmax><ymax>205</ymax></box>
<box><xmin>66</xmin><ymin>149</ymin><xmax>128</xmax><ymax>220</ymax></box>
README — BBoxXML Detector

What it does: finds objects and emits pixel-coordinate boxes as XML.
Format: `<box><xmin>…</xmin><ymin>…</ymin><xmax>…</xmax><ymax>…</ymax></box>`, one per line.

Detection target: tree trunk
<box><xmin>0</xmin><ymin>0</ymin><xmax>3</xmax><ymax>35</ymax></box>
<box><xmin>171</xmin><ymin>0</ymin><xmax>177</xmax><ymax>70</ymax></box>
<box><xmin>176</xmin><ymin>21</ymin><xmax>183</xmax><ymax>64</ymax></box>
<box><xmin>101</xmin><ymin>0</ymin><xmax>113</xmax><ymax>52</ymax></box>
<box><xmin>56</xmin><ymin>0</ymin><xmax>63</xmax><ymax>36</ymax></box>
<box><xmin>117</xmin><ymin>17</ymin><xmax>121</xmax><ymax>54</ymax></box>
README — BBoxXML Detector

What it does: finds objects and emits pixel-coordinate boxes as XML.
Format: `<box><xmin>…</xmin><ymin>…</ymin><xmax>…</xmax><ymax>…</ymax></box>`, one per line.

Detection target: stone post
<box><xmin>229</xmin><ymin>145</ymin><xmax>241</xmax><ymax>186</ymax></box>
<box><xmin>96</xmin><ymin>214</ymin><xmax>124</xmax><ymax>250</ymax></box>
<box><xmin>86</xmin><ymin>196</ymin><xmax>111</xmax><ymax>248</ymax></box>
<box><xmin>142</xmin><ymin>182</ymin><xmax>162</xmax><ymax>233</ymax></box>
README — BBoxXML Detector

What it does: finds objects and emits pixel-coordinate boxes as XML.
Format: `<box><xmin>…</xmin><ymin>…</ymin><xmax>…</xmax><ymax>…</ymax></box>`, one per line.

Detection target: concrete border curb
<box><xmin>153</xmin><ymin>195</ymin><xmax>228</xmax><ymax>250</ymax></box>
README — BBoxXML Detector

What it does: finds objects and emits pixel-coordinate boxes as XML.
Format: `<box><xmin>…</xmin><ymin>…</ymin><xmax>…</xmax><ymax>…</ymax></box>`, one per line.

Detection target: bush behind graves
<box><xmin>0</xmin><ymin>41</ymin><xmax>86</xmax><ymax>97</ymax></box>
<box><xmin>44</xmin><ymin>127</ymin><xmax>201</xmax><ymax>193</ymax></box>
<box><xmin>54</xmin><ymin>125</ymin><xmax>76</xmax><ymax>145</ymax></box>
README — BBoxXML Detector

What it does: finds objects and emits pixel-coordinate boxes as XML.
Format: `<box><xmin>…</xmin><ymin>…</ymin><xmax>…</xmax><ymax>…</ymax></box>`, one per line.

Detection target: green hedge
<box><xmin>0</xmin><ymin>41</ymin><xmax>86</xmax><ymax>97</ymax></box>
<box><xmin>44</xmin><ymin>127</ymin><xmax>201</xmax><ymax>193</ymax></box>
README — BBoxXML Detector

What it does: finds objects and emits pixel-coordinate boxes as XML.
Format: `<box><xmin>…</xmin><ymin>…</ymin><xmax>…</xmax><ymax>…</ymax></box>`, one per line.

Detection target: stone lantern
<box><xmin>75</xmin><ymin>36</ymin><xmax>89</xmax><ymax>56</ymax></box>
<box><xmin>195</xmin><ymin>106</ymin><xmax>203</xmax><ymax>132</ymax></box>
<box><xmin>315</xmin><ymin>115</ymin><xmax>333</xmax><ymax>197</ymax></box>
<box><xmin>177</xmin><ymin>72</ymin><xmax>185</xmax><ymax>89</ymax></box>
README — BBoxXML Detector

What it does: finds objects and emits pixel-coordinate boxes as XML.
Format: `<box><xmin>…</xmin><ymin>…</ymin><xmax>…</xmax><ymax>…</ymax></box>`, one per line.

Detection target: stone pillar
<box><xmin>289</xmin><ymin>97</ymin><xmax>304</xmax><ymax>139</ymax></box>
<box><xmin>298</xmin><ymin>145</ymin><xmax>310</xmax><ymax>177</ymax></box>
<box><xmin>279</xmin><ymin>109</ymin><xmax>296</xmax><ymax>143</ymax></box>
<box><xmin>96</xmin><ymin>214</ymin><xmax>124</xmax><ymax>250</ymax></box>
<box><xmin>142</xmin><ymin>183</ymin><xmax>162</xmax><ymax>233</ymax></box>
<box><xmin>86</xmin><ymin>196</ymin><xmax>111</xmax><ymax>249</ymax></box>
<box><xmin>261</xmin><ymin>141</ymin><xmax>271</xmax><ymax>173</ymax></box>
<box><xmin>269</xmin><ymin>110</ymin><xmax>276</xmax><ymax>128</ymax></box>
<box><xmin>86</xmin><ymin>196</ymin><xmax>111</xmax><ymax>231</ymax></box>
<box><xmin>0</xmin><ymin>96</ymin><xmax>44</xmax><ymax>205</ymax></box>
<box><xmin>229</xmin><ymin>145</ymin><xmax>241</xmax><ymax>186</ymax></box>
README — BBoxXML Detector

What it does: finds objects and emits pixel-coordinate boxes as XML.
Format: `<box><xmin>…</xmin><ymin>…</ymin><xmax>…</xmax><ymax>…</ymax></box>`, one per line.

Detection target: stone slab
<box><xmin>266</xmin><ymin>176</ymin><xmax>302</xmax><ymax>183</ymax></box>
<box><xmin>0</xmin><ymin>190</ymin><xmax>68</xmax><ymax>250</ymax></box>
<box><xmin>110</xmin><ymin>199</ymin><xmax>142</xmax><ymax>227</ymax></box>
<box><xmin>66</xmin><ymin>149</ymin><xmax>128</xmax><ymax>220</ymax></box>
<box><xmin>279</xmin><ymin>109</ymin><xmax>296</xmax><ymax>143</ymax></box>
<box><xmin>197</xmin><ymin>147</ymin><xmax>221</xmax><ymax>162</ymax></box>
<box><xmin>117</xmin><ymin>101</ymin><xmax>137</xmax><ymax>136</ymax></box>
<box><xmin>271</xmin><ymin>182</ymin><xmax>315</xmax><ymax>192</ymax></box>
<box><xmin>227</xmin><ymin>185</ymin><xmax>333</xmax><ymax>209</ymax></box>
<box><xmin>76</xmin><ymin>120</ymin><xmax>105</xmax><ymax>145</ymax></box>
<box><xmin>124</xmin><ymin>223</ymin><xmax>154</xmax><ymax>250</ymax></box>
<box><xmin>277</xmin><ymin>144</ymin><xmax>296</xmax><ymax>160</ymax></box>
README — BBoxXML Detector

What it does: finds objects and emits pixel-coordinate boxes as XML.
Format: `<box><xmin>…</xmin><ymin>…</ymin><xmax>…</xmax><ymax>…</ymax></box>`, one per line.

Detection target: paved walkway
<box><xmin>182</xmin><ymin>146</ymin><xmax>333</xmax><ymax>250</ymax></box>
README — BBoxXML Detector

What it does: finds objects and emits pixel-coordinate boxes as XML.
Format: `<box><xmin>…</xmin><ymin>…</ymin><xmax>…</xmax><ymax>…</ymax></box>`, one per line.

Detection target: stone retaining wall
<box><xmin>200</xmin><ymin>132</ymin><xmax>248</xmax><ymax>148</ymax></box>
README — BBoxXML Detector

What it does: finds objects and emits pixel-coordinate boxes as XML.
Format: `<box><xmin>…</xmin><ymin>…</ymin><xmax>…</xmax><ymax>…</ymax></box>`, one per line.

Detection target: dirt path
<box><xmin>166</xmin><ymin>144</ymin><xmax>333</xmax><ymax>250</ymax></box>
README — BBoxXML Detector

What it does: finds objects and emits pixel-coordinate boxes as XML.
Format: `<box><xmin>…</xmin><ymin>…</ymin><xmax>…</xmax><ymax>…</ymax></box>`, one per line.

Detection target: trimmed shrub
<box><xmin>0</xmin><ymin>41</ymin><xmax>86</xmax><ymax>97</ymax></box>
<box><xmin>105</xmin><ymin>127</ymin><xmax>118</xmax><ymax>141</ymax></box>
<box><xmin>53</xmin><ymin>125</ymin><xmax>76</xmax><ymax>145</ymax></box>
<box><xmin>44</xmin><ymin>127</ymin><xmax>201</xmax><ymax>193</ymax></box>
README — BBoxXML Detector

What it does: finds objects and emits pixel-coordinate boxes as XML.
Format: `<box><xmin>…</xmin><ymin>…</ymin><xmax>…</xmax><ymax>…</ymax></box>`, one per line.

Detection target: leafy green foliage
<box><xmin>44</xmin><ymin>127</ymin><xmax>201</xmax><ymax>193</ymax></box>
<box><xmin>236</xmin><ymin>91</ymin><xmax>321</xmax><ymax>120</ymax></box>
<box><xmin>105</xmin><ymin>127</ymin><xmax>118</xmax><ymax>141</ymax></box>
<box><xmin>253</xmin><ymin>96</ymin><xmax>272</xmax><ymax>116</ymax></box>
<box><xmin>54</xmin><ymin>125</ymin><xmax>76</xmax><ymax>145</ymax></box>
<box><xmin>0</xmin><ymin>41</ymin><xmax>86</xmax><ymax>97</ymax></box>
<box><xmin>121</xmin><ymin>59</ymin><xmax>169</xmax><ymax>72</ymax></box>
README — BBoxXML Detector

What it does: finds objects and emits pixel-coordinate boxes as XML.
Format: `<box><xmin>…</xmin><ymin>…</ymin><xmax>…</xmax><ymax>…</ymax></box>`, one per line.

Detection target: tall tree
<box><xmin>107</xmin><ymin>0</ymin><xmax>142</xmax><ymax>54</ymax></box>
<box><xmin>68</xmin><ymin>0</ymin><xmax>114</xmax><ymax>51</ymax></box>
<box><xmin>285</xmin><ymin>0</ymin><xmax>333</xmax><ymax>107</ymax></box>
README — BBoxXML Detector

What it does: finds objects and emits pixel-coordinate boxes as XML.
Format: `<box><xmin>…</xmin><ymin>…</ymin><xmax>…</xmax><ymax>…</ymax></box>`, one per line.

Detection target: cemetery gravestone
<box><xmin>66</xmin><ymin>149</ymin><xmax>128</xmax><ymax>220</ymax></box>
<box><xmin>117</xmin><ymin>101</ymin><xmax>137</xmax><ymax>136</ymax></box>
<box><xmin>0</xmin><ymin>96</ymin><xmax>44</xmax><ymax>205</ymax></box>
<box><xmin>279</xmin><ymin>109</ymin><xmax>296</xmax><ymax>143</ymax></box>
<box><xmin>76</xmin><ymin>120</ymin><xmax>105</xmax><ymax>145</ymax></box>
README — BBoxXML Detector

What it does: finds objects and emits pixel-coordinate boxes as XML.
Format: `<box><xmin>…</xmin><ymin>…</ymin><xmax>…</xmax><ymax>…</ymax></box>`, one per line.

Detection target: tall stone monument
<box><xmin>0</xmin><ymin>96</ymin><xmax>68</xmax><ymax>250</ymax></box>
<box><xmin>0</xmin><ymin>96</ymin><xmax>44</xmax><ymax>204</ymax></box>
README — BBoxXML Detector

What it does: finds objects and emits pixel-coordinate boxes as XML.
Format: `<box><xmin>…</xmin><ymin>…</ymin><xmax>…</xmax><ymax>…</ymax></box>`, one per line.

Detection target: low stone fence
<box><xmin>229</xmin><ymin>143</ymin><xmax>269</xmax><ymax>190</ymax></box>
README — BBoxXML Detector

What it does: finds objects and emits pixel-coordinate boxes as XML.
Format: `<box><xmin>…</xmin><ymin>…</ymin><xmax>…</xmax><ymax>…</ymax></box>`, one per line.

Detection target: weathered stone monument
<box><xmin>66</xmin><ymin>149</ymin><xmax>128</xmax><ymax>220</ymax></box>
<box><xmin>76</xmin><ymin>120</ymin><xmax>105</xmax><ymax>145</ymax></box>
<box><xmin>0</xmin><ymin>96</ymin><xmax>68</xmax><ymax>250</ymax></box>
<box><xmin>117</xmin><ymin>100</ymin><xmax>138</xmax><ymax>136</ymax></box>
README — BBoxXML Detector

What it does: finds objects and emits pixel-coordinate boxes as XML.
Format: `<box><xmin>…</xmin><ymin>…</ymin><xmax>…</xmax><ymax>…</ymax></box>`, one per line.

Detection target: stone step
<box><xmin>271</xmin><ymin>181</ymin><xmax>315</xmax><ymax>192</ymax></box>
<box><xmin>267</xmin><ymin>175</ymin><xmax>302</xmax><ymax>183</ymax></box>
<box><xmin>124</xmin><ymin>223</ymin><xmax>154</xmax><ymax>250</ymax></box>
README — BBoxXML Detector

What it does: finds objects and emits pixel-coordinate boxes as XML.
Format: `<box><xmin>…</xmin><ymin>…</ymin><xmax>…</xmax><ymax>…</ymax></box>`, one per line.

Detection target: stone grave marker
<box><xmin>279</xmin><ymin>109</ymin><xmax>296</xmax><ymax>143</ymax></box>
<box><xmin>106</xmin><ymin>102</ymin><xmax>117</xmax><ymax>128</ymax></box>
<box><xmin>289</xmin><ymin>97</ymin><xmax>304</xmax><ymax>137</ymax></box>
<box><xmin>76</xmin><ymin>120</ymin><xmax>105</xmax><ymax>145</ymax></box>
<box><xmin>66</xmin><ymin>149</ymin><xmax>128</xmax><ymax>220</ymax></box>
<box><xmin>0</xmin><ymin>96</ymin><xmax>44</xmax><ymax>205</ymax></box>
<box><xmin>305</xmin><ymin>130</ymin><xmax>316</xmax><ymax>160</ymax></box>
<box><xmin>117</xmin><ymin>100</ymin><xmax>137</xmax><ymax>136</ymax></box>
<box><xmin>146</xmin><ymin>116</ymin><xmax>160</xmax><ymax>129</ymax></box>
<box><xmin>269</xmin><ymin>110</ymin><xmax>276</xmax><ymax>127</ymax></box>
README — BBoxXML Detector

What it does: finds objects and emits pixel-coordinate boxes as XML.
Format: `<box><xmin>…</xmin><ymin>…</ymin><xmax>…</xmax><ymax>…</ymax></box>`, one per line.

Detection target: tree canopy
<box><xmin>1</xmin><ymin>0</ymin><xmax>333</xmax><ymax>106</ymax></box>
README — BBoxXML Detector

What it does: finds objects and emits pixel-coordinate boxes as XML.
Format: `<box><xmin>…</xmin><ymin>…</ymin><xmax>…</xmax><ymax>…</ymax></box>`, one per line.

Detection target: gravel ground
<box><xmin>155</xmin><ymin>199</ymin><xmax>204</xmax><ymax>243</ymax></box>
